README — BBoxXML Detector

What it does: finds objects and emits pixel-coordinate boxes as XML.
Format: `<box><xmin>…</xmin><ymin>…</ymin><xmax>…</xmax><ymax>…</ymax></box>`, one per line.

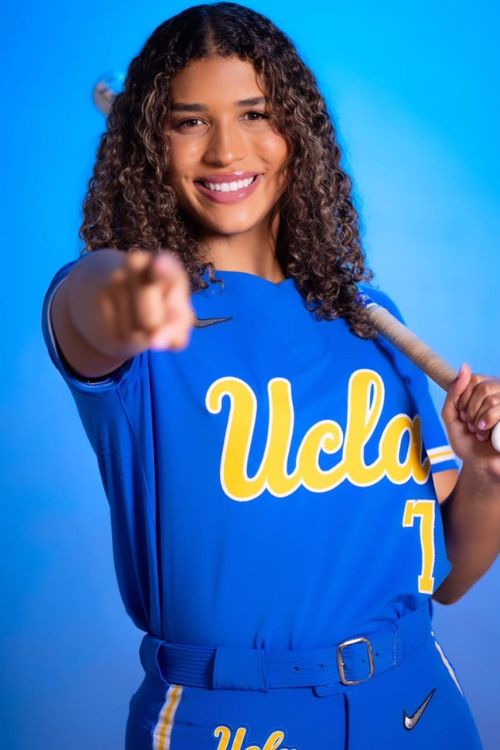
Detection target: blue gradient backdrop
<box><xmin>1</xmin><ymin>1</ymin><xmax>498</xmax><ymax>748</ymax></box>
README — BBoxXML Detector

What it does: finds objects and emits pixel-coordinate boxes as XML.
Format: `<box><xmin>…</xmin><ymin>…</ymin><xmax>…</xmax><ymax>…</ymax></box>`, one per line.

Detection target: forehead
<box><xmin>169</xmin><ymin>56</ymin><xmax>264</xmax><ymax>103</ymax></box>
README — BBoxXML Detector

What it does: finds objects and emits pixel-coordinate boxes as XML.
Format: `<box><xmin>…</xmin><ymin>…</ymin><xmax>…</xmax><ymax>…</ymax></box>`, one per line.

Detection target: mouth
<box><xmin>193</xmin><ymin>174</ymin><xmax>262</xmax><ymax>204</ymax></box>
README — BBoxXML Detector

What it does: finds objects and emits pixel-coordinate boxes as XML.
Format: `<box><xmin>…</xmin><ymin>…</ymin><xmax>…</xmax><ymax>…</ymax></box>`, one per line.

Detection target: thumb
<box><xmin>452</xmin><ymin>363</ymin><xmax>472</xmax><ymax>397</ymax></box>
<box><xmin>442</xmin><ymin>363</ymin><xmax>471</xmax><ymax>422</ymax></box>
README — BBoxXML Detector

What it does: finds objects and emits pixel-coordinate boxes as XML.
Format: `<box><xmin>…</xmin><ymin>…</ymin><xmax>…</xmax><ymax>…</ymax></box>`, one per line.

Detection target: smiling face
<box><xmin>164</xmin><ymin>55</ymin><xmax>289</xmax><ymax>247</ymax></box>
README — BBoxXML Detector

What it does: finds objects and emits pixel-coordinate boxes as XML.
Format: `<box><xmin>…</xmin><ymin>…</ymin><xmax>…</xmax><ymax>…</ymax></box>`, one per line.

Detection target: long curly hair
<box><xmin>80</xmin><ymin>2</ymin><xmax>375</xmax><ymax>337</ymax></box>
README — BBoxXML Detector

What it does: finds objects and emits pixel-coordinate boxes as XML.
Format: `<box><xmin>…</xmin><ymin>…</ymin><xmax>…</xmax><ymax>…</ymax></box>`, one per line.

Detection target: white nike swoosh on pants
<box><xmin>403</xmin><ymin>688</ymin><xmax>436</xmax><ymax>730</ymax></box>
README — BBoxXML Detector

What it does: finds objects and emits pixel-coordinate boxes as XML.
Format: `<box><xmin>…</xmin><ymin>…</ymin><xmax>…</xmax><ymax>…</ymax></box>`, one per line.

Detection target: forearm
<box><xmin>433</xmin><ymin>461</ymin><xmax>500</xmax><ymax>604</ymax></box>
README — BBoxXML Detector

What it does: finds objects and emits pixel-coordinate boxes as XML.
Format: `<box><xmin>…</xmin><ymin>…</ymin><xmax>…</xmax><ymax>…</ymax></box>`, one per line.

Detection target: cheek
<box><xmin>258</xmin><ymin>132</ymin><xmax>289</xmax><ymax>175</ymax></box>
<box><xmin>270</xmin><ymin>133</ymin><xmax>289</xmax><ymax>159</ymax></box>
<box><xmin>166</xmin><ymin>138</ymin><xmax>202</xmax><ymax>177</ymax></box>
<box><xmin>267</xmin><ymin>142</ymin><xmax>289</xmax><ymax>196</ymax></box>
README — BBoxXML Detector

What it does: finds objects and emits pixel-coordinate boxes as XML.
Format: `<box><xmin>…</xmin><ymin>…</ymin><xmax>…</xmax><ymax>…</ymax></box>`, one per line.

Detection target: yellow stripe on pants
<box><xmin>153</xmin><ymin>684</ymin><xmax>184</xmax><ymax>750</ymax></box>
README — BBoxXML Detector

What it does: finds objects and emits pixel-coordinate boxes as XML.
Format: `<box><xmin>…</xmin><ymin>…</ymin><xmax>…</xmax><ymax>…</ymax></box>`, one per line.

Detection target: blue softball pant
<box><xmin>125</xmin><ymin>607</ymin><xmax>483</xmax><ymax>750</ymax></box>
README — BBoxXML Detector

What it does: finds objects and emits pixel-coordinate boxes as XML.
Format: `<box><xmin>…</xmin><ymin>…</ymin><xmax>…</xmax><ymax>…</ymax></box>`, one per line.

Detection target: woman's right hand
<box><xmin>97</xmin><ymin>249</ymin><xmax>194</xmax><ymax>354</ymax></box>
<box><xmin>51</xmin><ymin>247</ymin><xmax>194</xmax><ymax>380</ymax></box>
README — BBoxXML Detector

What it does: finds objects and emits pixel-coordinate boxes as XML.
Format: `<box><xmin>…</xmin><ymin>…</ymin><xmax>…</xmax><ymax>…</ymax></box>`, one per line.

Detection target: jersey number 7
<box><xmin>402</xmin><ymin>500</ymin><xmax>436</xmax><ymax>594</ymax></box>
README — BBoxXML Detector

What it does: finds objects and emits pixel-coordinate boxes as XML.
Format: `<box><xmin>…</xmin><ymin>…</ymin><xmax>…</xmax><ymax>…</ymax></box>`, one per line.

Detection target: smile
<box><xmin>194</xmin><ymin>174</ymin><xmax>262</xmax><ymax>204</ymax></box>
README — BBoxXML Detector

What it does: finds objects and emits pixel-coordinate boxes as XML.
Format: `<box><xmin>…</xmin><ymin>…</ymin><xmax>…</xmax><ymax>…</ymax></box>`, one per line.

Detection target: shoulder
<box><xmin>358</xmin><ymin>282</ymin><xmax>405</xmax><ymax>324</ymax></box>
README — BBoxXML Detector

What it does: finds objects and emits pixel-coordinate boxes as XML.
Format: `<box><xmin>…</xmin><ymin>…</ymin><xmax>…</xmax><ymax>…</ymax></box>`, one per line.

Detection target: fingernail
<box><xmin>150</xmin><ymin>334</ymin><xmax>169</xmax><ymax>349</ymax></box>
<box><xmin>467</xmin><ymin>423</ymin><xmax>475</xmax><ymax>432</ymax></box>
<box><xmin>478</xmin><ymin>420</ymin><xmax>487</xmax><ymax>430</ymax></box>
<box><xmin>460</xmin><ymin>411</ymin><xmax>467</xmax><ymax>420</ymax></box>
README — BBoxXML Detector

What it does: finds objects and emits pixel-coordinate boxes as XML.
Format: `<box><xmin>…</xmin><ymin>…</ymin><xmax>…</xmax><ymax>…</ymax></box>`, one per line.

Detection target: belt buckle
<box><xmin>336</xmin><ymin>636</ymin><xmax>375</xmax><ymax>686</ymax></box>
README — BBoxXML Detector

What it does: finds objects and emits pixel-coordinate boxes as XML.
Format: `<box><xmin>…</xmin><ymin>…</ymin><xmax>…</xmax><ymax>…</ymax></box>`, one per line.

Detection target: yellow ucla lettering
<box><xmin>265</xmin><ymin>379</ymin><xmax>299</xmax><ymax>495</ymax></box>
<box><xmin>249</xmin><ymin>731</ymin><xmax>286</xmax><ymax>750</ymax></box>
<box><xmin>342</xmin><ymin>369</ymin><xmax>385</xmax><ymax>485</ymax></box>
<box><xmin>380</xmin><ymin>414</ymin><xmax>429</xmax><ymax>484</ymax></box>
<box><xmin>213</xmin><ymin>725</ymin><xmax>286</xmax><ymax>750</ymax></box>
<box><xmin>262</xmin><ymin>732</ymin><xmax>286</xmax><ymax>750</ymax></box>
<box><xmin>213</xmin><ymin>725</ymin><xmax>246</xmax><ymax>750</ymax></box>
<box><xmin>297</xmin><ymin>419</ymin><xmax>344</xmax><ymax>491</ymax></box>
<box><xmin>205</xmin><ymin>369</ymin><xmax>430</xmax><ymax>501</ymax></box>
<box><xmin>213</xmin><ymin>725</ymin><xmax>231</xmax><ymax>750</ymax></box>
<box><xmin>206</xmin><ymin>376</ymin><xmax>297</xmax><ymax>500</ymax></box>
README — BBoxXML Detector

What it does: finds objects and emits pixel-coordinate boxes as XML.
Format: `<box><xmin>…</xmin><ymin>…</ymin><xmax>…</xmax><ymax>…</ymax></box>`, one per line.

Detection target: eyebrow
<box><xmin>170</xmin><ymin>96</ymin><xmax>266</xmax><ymax>113</ymax></box>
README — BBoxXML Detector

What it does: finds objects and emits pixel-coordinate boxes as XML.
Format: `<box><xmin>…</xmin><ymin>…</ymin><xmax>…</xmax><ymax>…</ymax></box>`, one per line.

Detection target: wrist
<box><xmin>459</xmin><ymin>459</ymin><xmax>500</xmax><ymax>495</ymax></box>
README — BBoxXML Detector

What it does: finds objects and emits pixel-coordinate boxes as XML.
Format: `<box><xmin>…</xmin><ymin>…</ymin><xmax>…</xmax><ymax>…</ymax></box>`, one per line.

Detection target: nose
<box><xmin>203</xmin><ymin>119</ymin><xmax>247</xmax><ymax>167</ymax></box>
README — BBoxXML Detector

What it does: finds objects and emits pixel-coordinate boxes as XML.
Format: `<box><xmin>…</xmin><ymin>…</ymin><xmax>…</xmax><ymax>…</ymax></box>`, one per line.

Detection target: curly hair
<box><xmin>79</xmin><ymin>2</ymin><xmax>376</xmax><ymax>337</ymax></box>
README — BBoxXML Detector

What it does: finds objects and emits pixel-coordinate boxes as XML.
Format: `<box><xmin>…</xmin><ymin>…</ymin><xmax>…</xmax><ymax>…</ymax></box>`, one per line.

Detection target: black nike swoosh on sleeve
<box><xmin>193</xmin><ymin>315</ymin><xmax>233</xmax><ymax>328</ymax></box>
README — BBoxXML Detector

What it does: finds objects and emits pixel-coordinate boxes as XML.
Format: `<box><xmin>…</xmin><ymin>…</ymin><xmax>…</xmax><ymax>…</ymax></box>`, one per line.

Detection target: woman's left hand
<box><xmin>442</xmin><ymin>363</ymin><xmax>500</xmax><ymax>480</ymax></box>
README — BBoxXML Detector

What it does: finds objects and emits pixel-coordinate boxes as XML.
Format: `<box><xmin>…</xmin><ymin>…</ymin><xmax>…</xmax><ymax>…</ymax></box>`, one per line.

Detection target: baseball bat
<box><xmin>362</xmin><ymin>296</ymin><xmax>500</xmax><ymax>453</ymax></box>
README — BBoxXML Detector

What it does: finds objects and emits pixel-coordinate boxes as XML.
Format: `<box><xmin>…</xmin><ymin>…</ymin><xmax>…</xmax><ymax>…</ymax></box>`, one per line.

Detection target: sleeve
<box><xmin>41</xmin><ymin>255</ymin><xmax>140</xmax><ymax>395</ymax></box>
<box><xmin>42</xmin><ymin>259</ymin><xmax>159</xmax><ymax>632</ymax></box>
<box><xmin>359</xmin><ymin>283</ymin><xmax>459</xmax><ymax>474</ymax></box>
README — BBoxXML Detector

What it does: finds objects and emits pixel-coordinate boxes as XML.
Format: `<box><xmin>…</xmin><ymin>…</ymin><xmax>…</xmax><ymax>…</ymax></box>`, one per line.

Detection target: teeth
<box><xmin>201</xmin><ymin>176</ymin><xmax>256</xmax><ymax>192</ymax></box>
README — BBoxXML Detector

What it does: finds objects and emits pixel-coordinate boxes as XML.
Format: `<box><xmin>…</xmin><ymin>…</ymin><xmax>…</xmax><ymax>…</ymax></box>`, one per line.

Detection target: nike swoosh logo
<box><xmin>403</xmin><ymin>688</ymin><xmax>436</xmax><ymax>730</ymax></box>
<box><xmin>193</xmin><ymin>315</ymin><xmax>233</xmax><ymax>328</ymax></box>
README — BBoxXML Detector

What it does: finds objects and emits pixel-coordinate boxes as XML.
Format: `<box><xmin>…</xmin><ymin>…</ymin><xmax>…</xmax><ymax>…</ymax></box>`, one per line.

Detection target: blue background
<box><xmin>1</xmin><ymin>1</ymin><xmax>498</xmax><ymax>747</ymax></box>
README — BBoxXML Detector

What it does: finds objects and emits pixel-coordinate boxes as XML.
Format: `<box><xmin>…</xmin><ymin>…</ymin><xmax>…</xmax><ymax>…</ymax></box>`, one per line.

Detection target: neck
<box><xmin>198</xmin><ymin>214</ymin><xmax>285</xmax><ymax>283</ymax></box>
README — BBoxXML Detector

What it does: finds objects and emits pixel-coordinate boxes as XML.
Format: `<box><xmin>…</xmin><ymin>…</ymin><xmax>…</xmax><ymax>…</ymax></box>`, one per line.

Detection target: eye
<box><xmin>170</xmin><ymin>111</ymin><xmax>270</xmax><ymax>130</ymax></box>
<box><xmin>243</xmin><ymin>110</ymin><xmax>270</xmax><ymax>121</ymax></box>
<box><xmin>172</xmin><ymin>118</ymin><xmax>206</xmax><ymax>130</ymax></box>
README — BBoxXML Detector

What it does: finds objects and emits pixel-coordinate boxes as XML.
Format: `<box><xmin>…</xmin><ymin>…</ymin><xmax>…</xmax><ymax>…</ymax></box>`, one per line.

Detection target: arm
<box><xmin>50</xmin><ymin>248</ymin><xmax>194</xmax><ymax>379</ymax></box>
<box><xmin>433</xmin><ymin>463</ymin><xmax>500</xmax><ymax>604</ymax></box>
<box><xmin>431</xmin><ymin>365</ymin><xmax>500</xmax><ymax>604</ymax></box>
<box><xmin>432</xmin><ymin>468</ymin><xmax>459</xmax><ymax>505</ymax></box>
<box><xmin>359</xmin><ymin>286</ymin><xmax>500</xmax><ymax>603</ymax></box>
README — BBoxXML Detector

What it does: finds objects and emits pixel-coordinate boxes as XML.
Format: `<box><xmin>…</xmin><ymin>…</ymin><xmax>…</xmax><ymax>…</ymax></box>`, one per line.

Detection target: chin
<box><xmin>193</xmin><ymin>212</ymin><xmax>262</xmax><ymax>237</ymax></box>
<box><xmin>210</xmin><ymin>221</ymin><xmax>258</xmax><ymax>236</ymax></box>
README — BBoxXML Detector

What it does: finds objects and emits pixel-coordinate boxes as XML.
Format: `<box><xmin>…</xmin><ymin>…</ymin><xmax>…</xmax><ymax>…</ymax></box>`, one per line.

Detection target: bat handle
<box><xmin>365</xmin><ymin>300</ymin><xmax>500</xmax><ymax>454</ymax></box>
<box><xmin>491</xmin><ymin>423</ymin><xmax>500</xmax><ymax>452</ymax></box>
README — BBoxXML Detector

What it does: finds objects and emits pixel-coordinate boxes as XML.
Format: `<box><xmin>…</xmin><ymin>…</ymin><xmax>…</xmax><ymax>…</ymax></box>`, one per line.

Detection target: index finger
<box><xmin>137</xmin><ymin>252</ymin><xmax>188</xmax><ymax>289</ymax></box>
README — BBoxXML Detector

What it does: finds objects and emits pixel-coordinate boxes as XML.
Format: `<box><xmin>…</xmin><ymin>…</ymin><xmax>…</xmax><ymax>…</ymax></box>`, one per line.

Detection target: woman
<box><xmin>42</xmin><ymin>3</ymin><xmax>499</xmax><ymax>748</ymax></box>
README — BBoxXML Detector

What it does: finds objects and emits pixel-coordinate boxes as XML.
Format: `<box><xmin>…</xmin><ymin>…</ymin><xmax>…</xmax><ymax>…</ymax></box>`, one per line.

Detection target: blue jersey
<box><xmin>41</xmin><ymin>258</ymin><xmax>457</xmax><ymax>650</ymax></box>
